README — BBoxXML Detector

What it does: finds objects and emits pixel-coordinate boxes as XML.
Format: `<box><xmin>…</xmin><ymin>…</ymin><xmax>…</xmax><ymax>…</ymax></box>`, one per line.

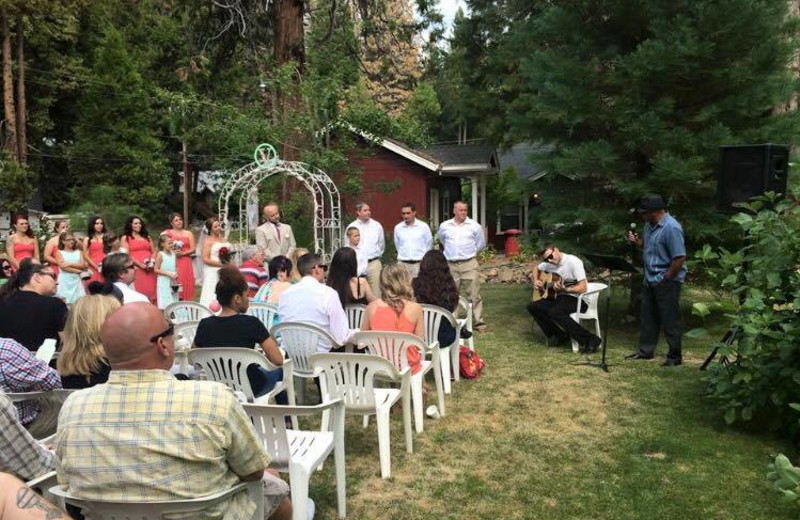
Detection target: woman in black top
<box><xmin>327</xmin><ymin>247</ymin><xmax>374</xmax><ymax>308</ymax></box>
<box><xmin>413</xmin><ymin>250</ymin><xmax>460</xmax><ymax>347</ymax></box>
<box><xmin>58</xmin><ymin>294</ymin><xmax>120</xmax><ymax>389</ymax></box>
<box><xmin>193</xmin><ymin>265</ymin><xmax>285</xmax><ymax>399</ymax></box>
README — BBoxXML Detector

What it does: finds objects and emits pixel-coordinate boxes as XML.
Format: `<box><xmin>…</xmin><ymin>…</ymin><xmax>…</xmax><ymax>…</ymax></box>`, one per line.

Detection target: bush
<box><xmin>0</xmin><ymin>157</ymin><xmax>35</xmax><ymax>215</ymax></box>
<box><xmin>692</xmin><ymin>189</ymin><xmax>800</xmax><ymax>435</ymax></box>
<box><xmin>68</xmin><ymin>185</ymin><xmax>147</xmax><ymax>235</ymax></box>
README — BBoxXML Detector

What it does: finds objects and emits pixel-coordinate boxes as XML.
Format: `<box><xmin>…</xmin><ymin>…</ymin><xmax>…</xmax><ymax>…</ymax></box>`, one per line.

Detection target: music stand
<box><xmin>578</xmin><ymin>253</ymin><xmax>639</xmax><ymax>372</ymax></box>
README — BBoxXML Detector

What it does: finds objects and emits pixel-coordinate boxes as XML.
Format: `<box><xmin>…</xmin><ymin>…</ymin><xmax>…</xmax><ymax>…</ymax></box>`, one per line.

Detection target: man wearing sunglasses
<box><xmin>102</xmin><ymin>253</ymin><xmax>148</xmax><ymax>304</ymax></box>
<box><xmin>56</xmin><ymin>303</ymin><xmax>292</xmax><ymax>520</ymax></box>
<box><xmin>526</xmin><ymin>243</ymin><xmax>602</xmax><ymax>354</ymax></box>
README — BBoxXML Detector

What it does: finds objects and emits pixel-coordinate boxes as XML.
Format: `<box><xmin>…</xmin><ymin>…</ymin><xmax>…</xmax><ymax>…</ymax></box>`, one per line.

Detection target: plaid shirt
<box><xmin>0</xmin><ymin>338</ymin><xmax>62</xmax><ymax>425</ymax></box>
<box><xmin>55</xmin><ymin>370</ymin><xmax>270</xmax><ymax>520</ymax></box>
<box><xmin>240</xmin><ymin>260</ymin><xmax>268</xmax><ymax>298</ymax></box>
<box><xmin>0</xmin><ymin>391</ymin><xmax>55</xmax><ymax>480</ymax></box>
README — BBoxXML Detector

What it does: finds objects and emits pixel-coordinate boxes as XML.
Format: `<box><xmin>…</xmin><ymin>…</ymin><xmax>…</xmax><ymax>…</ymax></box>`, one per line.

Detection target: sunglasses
<box><xmin>38</xmin><ymin>271</ymin><xmax>57</xmax><ymax>280</ymax></box>
<box><xmin>150</xmin><ymin>323</ymin><xmax>175</xmax><ymax>343</ymax></box>
<box><xmin>543</xmin><ymin>251</ymin><xmax>555</xmax><ymax>262</ymax></box>
<box><xmin>315</xmin><ymin>264</ymin><xmax>328</xmax><ymax>271</ymax></box>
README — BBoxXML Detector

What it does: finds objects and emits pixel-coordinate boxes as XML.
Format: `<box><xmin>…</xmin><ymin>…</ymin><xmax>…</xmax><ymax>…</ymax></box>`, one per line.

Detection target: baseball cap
<box><xmin>635</xmin><ymin>194</ymin><xmax>665</xmax><ymax>213</ymax></box>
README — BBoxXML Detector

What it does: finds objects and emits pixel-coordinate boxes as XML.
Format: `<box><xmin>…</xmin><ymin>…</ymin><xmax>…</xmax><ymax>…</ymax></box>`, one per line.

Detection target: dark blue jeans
<box><xmin>638</xmin><ymin>280</ymin><xmax>682</xmax><ymax>360</ymax></box>
<box><xmin>247</xmin><ymin>365</ymin><xmax>287</xmax><ymax>404</ymax></box>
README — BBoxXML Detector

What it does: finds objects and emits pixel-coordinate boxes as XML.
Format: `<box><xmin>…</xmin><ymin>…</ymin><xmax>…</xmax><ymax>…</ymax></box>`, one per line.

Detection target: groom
<box><xmin>255</xmin><ymin>203</ymin><xmax>296</xmax><ymax>262</ymax></box>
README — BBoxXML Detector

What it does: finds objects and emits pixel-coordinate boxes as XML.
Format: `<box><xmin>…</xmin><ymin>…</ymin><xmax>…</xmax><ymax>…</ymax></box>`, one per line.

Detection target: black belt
<box><xmin>448</xmin><ymin>257</ymin><xmax>475</xmax><ymax>264</ymax></box>
<box><xmin>368</xmin><ymin>257</ymin><xmax>382</xmax><ymax>262</ymax></box>
<box><xmin>400</xmin><ymin>260</ymin><xmax>420</xmax><ymax>264</ymax></box>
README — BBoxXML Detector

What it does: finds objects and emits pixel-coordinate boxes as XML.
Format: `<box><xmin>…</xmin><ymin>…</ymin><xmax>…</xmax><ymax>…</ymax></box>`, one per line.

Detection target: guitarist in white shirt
<box><xmin>527</xmin><ymin>243</ymin><xmax>602</xmax><ymax>353</ymax></box>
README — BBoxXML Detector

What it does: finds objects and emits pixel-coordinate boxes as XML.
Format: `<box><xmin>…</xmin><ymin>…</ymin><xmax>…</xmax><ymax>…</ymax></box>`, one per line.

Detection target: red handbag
<box><xmin>459</xmin><ymin>345</ymin><xmax>485</xmax><ymax>379</ymax></box>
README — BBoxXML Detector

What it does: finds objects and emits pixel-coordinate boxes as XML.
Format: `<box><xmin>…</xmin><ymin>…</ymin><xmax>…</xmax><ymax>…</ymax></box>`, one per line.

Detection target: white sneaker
<box><xmin>306</xmin><ymin>498</ymin><xmax>315</xmax><ymax>520</ymax></box>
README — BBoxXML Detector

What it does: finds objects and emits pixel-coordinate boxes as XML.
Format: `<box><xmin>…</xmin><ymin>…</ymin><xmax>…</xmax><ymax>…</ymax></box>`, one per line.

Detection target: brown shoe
<box><xmin>475</xmin><ymin>323</ymin><xmax>488</xmax><ymax>333</ymax></box>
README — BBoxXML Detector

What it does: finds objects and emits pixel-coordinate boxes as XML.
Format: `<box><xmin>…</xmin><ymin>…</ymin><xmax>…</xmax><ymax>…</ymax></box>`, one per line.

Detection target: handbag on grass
<box><xmin>459</xmin><ymin>345</ymin><xmax>485</xmax><ymax>379</ymax></box>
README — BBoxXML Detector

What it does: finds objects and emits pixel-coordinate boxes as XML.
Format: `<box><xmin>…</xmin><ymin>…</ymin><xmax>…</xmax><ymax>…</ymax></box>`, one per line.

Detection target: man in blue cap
<box><xmin>626</xmin><ymin>194</ymin><xmax>686</xmax><ymax>366</ymax></box>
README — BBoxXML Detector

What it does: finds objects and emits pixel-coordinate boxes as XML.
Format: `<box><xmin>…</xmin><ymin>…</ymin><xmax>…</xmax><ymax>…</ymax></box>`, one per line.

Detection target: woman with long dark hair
<box><xmin>6</xmin><ymin>213</ymin><xmax>39</xmax><ymax>271</ymax></box>
<box><xmin>162</xmin><ymin>212</ymin><xmax>196</xmax><ymax>301</ymax></box>
<box><xmin>326</xmin><ymin>247</ymin><xmax>374</xmax><ymax>308</ymax></box>
<box><xmin>43</xmin><ymin>219</ymin><xmax>68</xmax><ymax>278</ymax></box>
<box><xmin>83</xmin><ymin>215</ymin><xmax>107</xmax><ymax>284</ymax></box>
<box><xmin>413</xmin><ymin>249</ymin><xmax>460</xmax><ymax>347</ymax></box>
<box><xmin>120</xmin><ymin>215</ymin><xmax>156</xmax><ymax>302</ymax></box>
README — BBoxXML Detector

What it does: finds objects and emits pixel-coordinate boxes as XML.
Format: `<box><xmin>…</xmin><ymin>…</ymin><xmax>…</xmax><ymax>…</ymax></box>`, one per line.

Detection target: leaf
<box><xmin>731</xmin><ymin>213</ymin><xmax>753</xmax><ymax>229</ymax></box>
<box><xmin>724</xmin><ymin>408</ymin><xmax>736</xmax><ymax>425</ymax></box>
<box><xmin>692</xmin><ymin>302</ymin><xmax>711</xmax><ymax>318</ymax></box>
<box><xmin>685</xmin><ymin>327</ymin><xmax>708</xmax><ymax>338</ymax></box>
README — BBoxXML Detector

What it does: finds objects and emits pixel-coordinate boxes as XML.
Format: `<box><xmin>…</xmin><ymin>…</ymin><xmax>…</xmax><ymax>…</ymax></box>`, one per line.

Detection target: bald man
<box><xmin>255</xmin><ymin>203</ymin><xmax>296</xmax><ymax>262</ymax></box>
<box><xmin>54</xmin><ymin>303</ymin><xmax>292</xmax><ymax>520</ymax></box>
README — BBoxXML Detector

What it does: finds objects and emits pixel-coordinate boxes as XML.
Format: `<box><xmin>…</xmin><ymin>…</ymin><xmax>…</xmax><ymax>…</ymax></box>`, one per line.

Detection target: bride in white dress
<box><xmin>199</xmin><ymin>218</ymin><xmax>232</xmax><ymax>307</ymax></box>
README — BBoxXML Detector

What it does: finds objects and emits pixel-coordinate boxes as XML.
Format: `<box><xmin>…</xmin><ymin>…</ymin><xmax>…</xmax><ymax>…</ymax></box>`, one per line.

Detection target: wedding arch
<box><xmin>217</xmin><ymin>143</ymin><xmax>342</xmax><ymax>260</ymax></box>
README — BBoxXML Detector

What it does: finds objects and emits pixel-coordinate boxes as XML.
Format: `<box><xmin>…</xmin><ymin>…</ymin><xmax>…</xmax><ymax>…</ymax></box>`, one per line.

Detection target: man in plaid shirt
<box><xmin>0</xmin><ymin>338</ymin><xmax>61</xmax><ymax>427</ymax></box>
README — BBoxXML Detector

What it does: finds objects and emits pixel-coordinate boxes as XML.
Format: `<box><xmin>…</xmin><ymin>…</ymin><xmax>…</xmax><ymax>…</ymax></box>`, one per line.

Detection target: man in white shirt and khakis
<box><xmin>437</xmin><ymin>200</ymin><xmax>487</xmax><ymax>331</ymax></box>
<box><xmin>347</xmin><ymin>202</ymin><xmax>385</xmax><ymax>298</ymax></box>
<box><xmin>393</xmin><ymin>202</ymin><xmax>432</xmax><ymax>278</ymax></box>
<box><xmin>255</xmin><ymin>203</ymin><xmax>296</xmax><ymax>262</ymax></box>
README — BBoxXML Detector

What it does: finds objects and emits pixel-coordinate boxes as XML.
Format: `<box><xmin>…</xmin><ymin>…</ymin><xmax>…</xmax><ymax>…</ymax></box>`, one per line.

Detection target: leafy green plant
<box><xmin>478</xmin><ymin>244</ymin><xmax>496</xmax><ymax>264</ymax></box>
<box><xmin>768</xmin><ymin>454</ymin><xmax>800</xmax><ymax>507</ymax></box>
<box><xmin>0</xmin><ymin>158</ymin><xmax>35</xmax><ymax>215</ymax></box>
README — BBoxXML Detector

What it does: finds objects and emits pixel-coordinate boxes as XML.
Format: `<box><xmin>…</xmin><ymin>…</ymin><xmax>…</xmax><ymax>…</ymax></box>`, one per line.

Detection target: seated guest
<box><xmin>327</xmin><ymin>247</ymin><xmax>374</xmax><ymax>308</ymax></box>
<box><xmin>57</xmin><ymin>295</ymin><xmax>121</xmax><ymax>389</ymax></box>
<box><xmin>254</xmin><ymin>255</ymin><xmax>293</xmax><ymax>304</ymax></box>
<box><xmin>240</xmin><ymin>246</ymin><xmax>269</xmax><ymax>298</ymax></box>
<box><xmin>527</xmin><ymin>243</ymin><xmax>602</xmax><ymax>353</ymax></box>
<box><xmin>0</xmin><ymin>260</ymin><xmax>68</xmax><ymax>351</ymax></box>
<box><xmin>413</xmin><ymin>249</ymin><xmax>459</xmax><ymax>347</ymax></box>
<box><xmin>362</xmin><ymin>263</ymin><xmax>424</xmax><ymax>374</ymax></box>
<box><xmin>278</xmin><ymin>253</ymin><xmax>353</xmax><ymax>349</ymax></box>
<box><xmin>0</xmin><ymin>338</ymin><xmax>62</xmax><ymax>435</ymax></box>
<box><xmin>100</xmin><ymin>252</ymin><xmax>148</xmax><ymax>304</ymax></box>
<box><xmin>0</xmin><ymin>259</ymin><xmax>12</xmax><ymax>287</ymax></box>
<box><xmin>194</xmin><ymin>266</ymin><xmax>285</xmax><ymax>400</ymax></box>
<box><xmin>289</xmin><ymin>248</ymin><xmax>308</xmax><ymax>283</ymax></box>
<box><xmin>0</xmin><ymin>391</ymin><xmax>55</xmax><ymax>481</ymax></box>
<box><xmin>55</xmin><ymin>303</ymin><xmax>292</xmax><ymax>520</ymax></box>
<box><xmin>0</xmin><ymin>472</ymin><xmax>71</xmax><ymax>520</ymax></box>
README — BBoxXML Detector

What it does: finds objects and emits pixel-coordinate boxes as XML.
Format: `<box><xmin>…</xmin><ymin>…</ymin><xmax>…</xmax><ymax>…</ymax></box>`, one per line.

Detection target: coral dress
<box><xmin>87</xmin><ymin>239</ymin><xmax>106</xmax><ymax>283</ymax></box>
<box><xmin>370</xmin><ymin>305</ymin><xmax>422</xmax><ymax>374</ymax></box>
<box><xmin>127</xmin><ymin>235</ymin><xmax>157</xmax><ymax>301</ymax></box>
<box><xmin>164</xmin><ymin>229</ymin><xmax>196</xmax><ymax>301</ymax></box>
<box><xmin>13</xmin><ymin>239</ymin><xmax>35</xmax><ymax>268</ymax></box>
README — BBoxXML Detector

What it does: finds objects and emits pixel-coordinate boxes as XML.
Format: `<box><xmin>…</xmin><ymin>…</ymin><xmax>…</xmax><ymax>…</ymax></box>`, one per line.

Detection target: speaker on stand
<box><xmin>717</xmin><ymin>143</ymin><xmax>789</xmax><ymax>212</ymax></box>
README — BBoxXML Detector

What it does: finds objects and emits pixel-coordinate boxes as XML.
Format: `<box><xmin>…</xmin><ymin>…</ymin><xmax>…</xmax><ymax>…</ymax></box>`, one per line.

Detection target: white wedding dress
<box><xmin>199</xmin><ymin>241</ymin><xmax>231</xmax><ymax>307</ymax></box>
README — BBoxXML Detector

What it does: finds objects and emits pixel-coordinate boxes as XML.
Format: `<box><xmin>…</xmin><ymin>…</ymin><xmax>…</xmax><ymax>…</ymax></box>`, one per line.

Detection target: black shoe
<box><xmin>661</xmin><ymin>358</ymin><xmax>682</xmax><ymax>367</ymax></box>
<box><xmin>581</xmin><ymin>335</ymin><xmax>602</xmax><ymax>354</ymax></box>
<box><xmin>625</xmin><ymin>352</ymin><xmax>654</xmax><ymax>360</ymax></box>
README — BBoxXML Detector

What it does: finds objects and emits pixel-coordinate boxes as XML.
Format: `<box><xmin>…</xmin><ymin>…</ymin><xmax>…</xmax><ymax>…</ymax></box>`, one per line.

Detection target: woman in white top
<box><xmin>55</xmin><ymin>232</ymin><xmax>87</xmax><ymax>304</ymax></box>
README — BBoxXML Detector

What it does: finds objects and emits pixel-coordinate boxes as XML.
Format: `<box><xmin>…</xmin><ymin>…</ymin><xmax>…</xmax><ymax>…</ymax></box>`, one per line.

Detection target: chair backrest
<box><xmin>420</xmin><ymin>304</ymin><xmax>458</xmax><ymax>348</ymax></box>
<box><xmin>345</xmin><ymin>304</ymin><xmax>366</xmax><ymax>330</ymax></box>
<box><xmin>6</xmin><ymin>389</ymin><xmax>77</xmax><ymax>439</ymax></box>
<box><xmin>309</xmin><ymin>353</ymin><xmax>400</xmax><ymax>412</ymax></box>
<box><xmin>164</xmin><ymin>301</ymin><xmax>212</xmax><ymax>324</ymax></box>
<box><xmin>247</xmin><ymin>302</ymin><xmax>279</xmax><ymax>332</ymax></box>
<box><xmin>35</xmin><ymin>339</ymin><xmax>57</xmax><ymax>363</ymax></box>
<box><xmin>578</xmin><ymin>282</ymin><xmax>608</xmax><ymax>318</ymax></box>
<box><xmin>187</xmin><ymin>348</ymin><xmax>272</xmax><ymax>400</ymax></box>
<box><xmin>174</xmin><ymin>321</ymin><xmax>200</xmax><ymax>348</ymax></box>
<box><xmin>353</xmin><ymin>331</ymin><xmax>427</xmax><ymax>373</ymax></box>
<box><xmin>270</xmin><ymin>322</ymin><xmax>337</xmax><ymax>377</ymax></box>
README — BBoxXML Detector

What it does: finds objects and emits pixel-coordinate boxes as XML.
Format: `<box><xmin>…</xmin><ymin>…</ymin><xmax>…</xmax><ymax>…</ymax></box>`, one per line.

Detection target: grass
<box><xmin>306</xmin><ymin>284</ymin><xmax>796</xmax><ymax>519</ymax></box>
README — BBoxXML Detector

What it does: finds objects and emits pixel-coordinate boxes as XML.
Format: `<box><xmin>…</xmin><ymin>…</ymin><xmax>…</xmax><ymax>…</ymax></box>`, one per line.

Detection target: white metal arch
<box><xmin>217</xmin><ymin>145</ymin><xmax>342</xmax><ymax>261</ymax></box>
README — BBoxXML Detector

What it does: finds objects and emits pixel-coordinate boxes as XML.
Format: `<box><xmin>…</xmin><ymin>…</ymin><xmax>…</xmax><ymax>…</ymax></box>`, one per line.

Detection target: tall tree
<box><xmin>1</xmin><ymin>7</ymin><xmax>16</xmax><ymax>160</ymax></box>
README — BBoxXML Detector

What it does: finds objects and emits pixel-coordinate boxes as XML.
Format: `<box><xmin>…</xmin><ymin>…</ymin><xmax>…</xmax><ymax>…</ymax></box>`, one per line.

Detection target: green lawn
<box><xmin>308</xmin><ymin>284</ymin><xmax>795</xmax><ymax>519</ymax></box>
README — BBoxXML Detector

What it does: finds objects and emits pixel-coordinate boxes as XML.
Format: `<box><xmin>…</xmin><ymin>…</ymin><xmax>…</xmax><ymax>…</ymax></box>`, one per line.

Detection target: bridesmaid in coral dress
<box><xmin>43</xmin><ymin>219</ymin><xmax>68</xmax><ymax>278</ymax></box>
<box><xmin>121</xmin><ymin>215</ymin><xmax>157</xmax><ymax>302</ymax></box>
<box><xmin>83</xmin><ymin>216</ymin><xmax>107</xmax><ymax>284</ymax></box>
<box><xmin>162</xmin><ymin>213</ymin><xmax>196</xmax><ymax>301</ymax></box>
<box><xmin>6</xmin><ymin>214</ymin><xmax>39</xmax><ymax>271</ymax></box>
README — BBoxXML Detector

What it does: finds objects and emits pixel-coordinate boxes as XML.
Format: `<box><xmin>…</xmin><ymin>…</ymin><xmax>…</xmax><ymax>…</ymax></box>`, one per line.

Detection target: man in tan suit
<box><xmin>255</xmin><ymin>203</ymin><xmax>296</xmax><ymax>262</ymax></box>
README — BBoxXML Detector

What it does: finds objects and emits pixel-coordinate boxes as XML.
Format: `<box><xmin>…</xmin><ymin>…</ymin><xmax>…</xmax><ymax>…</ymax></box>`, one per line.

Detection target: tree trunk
<box><xmin>15</xmin><ymin>14</ymin><xmax>25</xmax><ymax>165</ymax></box>
<box><xmin>273</xmin><ymin>0</ymin><xmax>306</xmax><ymax>161</ymax></box>
<box><xmin>1</xmin><ymin>9</ymin><xmax>17</xmax><ymax>160</ymax></box>
<box><xmin>182</xmin><ymin>140</ymin><xmax>191</xmax><ymax>225</ymax></box>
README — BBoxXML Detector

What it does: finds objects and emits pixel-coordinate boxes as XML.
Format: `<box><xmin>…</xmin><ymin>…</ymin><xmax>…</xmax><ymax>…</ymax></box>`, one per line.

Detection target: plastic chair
<box><xmin>164</xmin><ymin>301</ymin><xmax>212</xmax><ymax>324</ymax></box>
<box><xmin>457</xmin><ymin>296</ymin><xmax>474</xmax><ymax>348</ymax></box>
<box><xmin>35</xmin><ymin>339</ymin><xmax>57</xmax><ymax>364</ymax></box>
<box><xmin>244</xmin><ymin>400</ymin><xmax>346</xmax><ymax>520</ymax></box>
<box><xmin>49</xmin><ymin>481</ymin><xmax>264</xmax><ymax>520</ymax></box>
<box><xmin>172</xmin><ymin>321</ymin><xmax>199</xmax><ymax>374</ymax></box>
<box><xmin>569</xmin><ymin>282</ymin><xmax>608</xmax><ymax>353</ymax></box>
<box><xmin>27</xmin><ymin>471</ymin><xmax>60</xmax><ymax>507</ymax></box>
<box><xmin>309</xmin><ymin>353</ymin><xmax>412</xmax><ymax>479</ymax></box>
<box><xmin>420</xmin><ymin>304</ymin><xmax>462</xmax><ymax>395</ymax></box>
<box><xmin>7</xmin><ymin>389</ymin><xmax>76</xmax><ymax>440</ymax></box>
<box><xmin>247</xmin><ymin>302</ymin><xmax>279</xmax><ymax>332</ymax></box>
<box><xmin>344</xmin><ymin>304</ymin><xmax>366</xmax><ymax>330</ymax></box>
<box><xmin>270</xmin><ymin>322</ymin><xmax>338</xmax><ymax>405</ymax></box>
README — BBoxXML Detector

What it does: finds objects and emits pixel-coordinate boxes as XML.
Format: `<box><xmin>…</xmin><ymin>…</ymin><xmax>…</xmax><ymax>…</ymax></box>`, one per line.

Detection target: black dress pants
<box><xmin>638</xmin><ymin>280</ymin><xmax>682</xmax><ymax>360</ymax></box>
<box><xmin>527</xmin><ymin>295</ymin><xmax>592</xmax><ymax>345</ymax></box>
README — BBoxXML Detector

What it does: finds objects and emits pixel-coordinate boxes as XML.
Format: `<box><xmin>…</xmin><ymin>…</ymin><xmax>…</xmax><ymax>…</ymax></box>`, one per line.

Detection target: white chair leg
<box><xmin>334</xmin><ymin>427</ymin><xmax>346</xmax><ymax>519</ymax></box>
<box><xmin>411</xmin><ymin>375</ymin><xmax>424</xmax><ymax>434</ymax></box>
<box><xmin>595</xmin><ymin>318</ymin><xmax>602</xmax><ymax>346</ymax></box>
<box><xmin>295</xmin><ymin>375</ymin><xmax>307</xmax><ymax>405</ymax></box>
<box><xmin>375</xmin><ymin>407</ymin><xmax>392</xmax><ymax>479</ymax></box>
<box><xmin>432</xmin><ymin>360</ymin><xmax>445</xmax><ymax>417</ymax></box>
<box><xmin>363</xmin><ymin>415</ymin><xmax>369</xmax><ymax>428</ymax></box>
<box><xmin>440</xmin><ymin>348</ymin><xmax>452</xmax><ymax>395</ymax></box>
<box><xmin>321</xmin><ymin>409</ymin><xmax>330</xmax><ymax>433</ymax></box>
<box><xmin>402</xmin><ymin>384</ymin><xmax>413</xmax><ymax>454</ymax></box>
<box><xmin>285</xmin><ymin>375</ymin><xmax>299</xmax><ymax>431</ymax></box>
<box><xmin>571</xmin><ymin>316</ymin><xmax>581</xmax><ymax>353</ymax></box>
<box><xmin>451</xmin><ymin>343</ymin><xmax>461</xmax><ymax>383</ymax></box>
<box><xmin>288</xmin><ymin>464</ymin><xmax>309</xmax><ymax>520</ymax></box>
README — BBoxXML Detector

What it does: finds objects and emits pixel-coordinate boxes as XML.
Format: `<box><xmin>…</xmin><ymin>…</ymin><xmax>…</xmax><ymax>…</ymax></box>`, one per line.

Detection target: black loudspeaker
<box><xmin>718</xmin><ymin>144</ymin><xmax>789</xmax><ymax>212</ymax></box>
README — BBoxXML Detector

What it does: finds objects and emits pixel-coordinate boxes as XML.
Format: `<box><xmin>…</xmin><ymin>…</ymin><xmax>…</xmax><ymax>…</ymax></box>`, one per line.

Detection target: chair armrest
<box><xmin>27</xmin><ymin>471</ymin><xmax>57</xmax><ymax>489</ymax></box>
<box><xmin>244</xmin><ymin>399</ymin><xmax>344</xmax><ymax>417</ymax></box>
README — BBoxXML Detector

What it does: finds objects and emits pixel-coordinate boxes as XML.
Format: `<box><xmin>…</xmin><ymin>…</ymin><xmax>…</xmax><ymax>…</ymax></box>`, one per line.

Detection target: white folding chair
<box><xmin>173</xmin><ymin>321</ymin><xmax>200</xmax><ymax>374</ymax></box>
<box><xmin>344</xmin><ymin>304</ymin><xmax>366</xmax><ymax>330</ymax></box>
<box><xmin>35</xmin><ymin>339</ymin><xmax>57</xmax><ymax>364</ymax></box>
<box><xmin>49</xmin><ymin>481</ymin><xmax>264</xmax><ymax>520</ymax></box>
<box><xmin>420</xmin><ymin>304</ymin><xmax>462</xmax><ymax>395</ymax></box>
<box><xmin>7</xmin><ymin>389</ymin><xmax>77</xmax><ymax>440</ymax></box>
<box><xmin>26</xmin><ymin>471</ymin><xmax>60</xmax><ymax>507</ymax></box>
<box><xmin>309</xmin><ymin>353</ymin><xmax>412</xmax><ymax>479</ymax></box>
<box><xmin>353</xmin><ymin>331</ymin><xmax>444</xmax><ymax>433</ymax></box>
<box><xmin>247</xmin><ymin>302</ymin><xmax>279</xmax><ymax>332</ymax></box>
<box><xmin>164</xmin><ymin>301</ymin><xmax>212</xmax><ymax>324</ymax></box>
<box><xmin>570</xmin><ymin>282</ymin><xmax>608</xmax><ymax>353</ymax></box>
<box><xmin>270</xmin><ymin>322</ymin><xmax>338</xmax><ymax>405</ymax></box>
<box><xmin>244</xmin><ymin>400</ymin><xmax>346</xmax><ymax>520</ymax></box>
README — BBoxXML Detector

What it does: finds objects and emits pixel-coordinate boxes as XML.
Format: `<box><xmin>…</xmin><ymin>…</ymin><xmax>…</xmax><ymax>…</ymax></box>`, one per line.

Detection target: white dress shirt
<box><xmin>437</xmin><ymin>217</ymin><xmax>486</xmax><ymax>261</ymax></box>
<box><xmin>277</xmin><ymin>276</ymin><xmax>354</xmax><ymax>350</ymax></box>
<box><xmin>393</xmin><ymin>219</ymin><xmax>433</xmax><ymax>261</ymax></box>
<box><xmin>537</xmin><ymin>254</ymin><xmax>587</xmax><ymax>298</ymax></box>
<box><xmin>114</xmin><ymin>281</ymin><xmax>149</xmax><ymax>305</ymax></box>
<box><xmin>349</xmin><ymin>244</ymin><xmax>368</xmax><ymax>276</ymax></box>
<box><xmin>347</xmin><ymin>218</ymin><xmax>385</xmax><ymax>261</ymax></box>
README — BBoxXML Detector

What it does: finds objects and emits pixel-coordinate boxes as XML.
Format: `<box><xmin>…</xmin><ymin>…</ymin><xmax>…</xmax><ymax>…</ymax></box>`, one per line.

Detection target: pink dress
<box><xmin>13</xmin><ymin>239</ymin><xmax>35</xmax><ymax>269</ymax></box>
<box><xmin>127</xmin><ymin>235</ymin><xmax>156</xmax><ymax>301</ymax></box>
<box><xmin>88</xmin><ymin>239</ymin><xmax>106</xmax><ymax>283</ymax></box>
<box><xmin>370</xmin><ymin>305</ymin><xmax>422</xmax><ymax>374</ymax></box>
<box><xmin>164</xmin><ymin>229</ymin><xmax>195</xmax><ymax>301</ymax></box>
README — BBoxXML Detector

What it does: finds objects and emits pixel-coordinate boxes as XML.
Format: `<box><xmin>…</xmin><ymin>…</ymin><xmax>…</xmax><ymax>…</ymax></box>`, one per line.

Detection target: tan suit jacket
<box><xmin>255</xmin><ymin>221</ymin><xmax>296</xmax><ymax>261</ymax></box>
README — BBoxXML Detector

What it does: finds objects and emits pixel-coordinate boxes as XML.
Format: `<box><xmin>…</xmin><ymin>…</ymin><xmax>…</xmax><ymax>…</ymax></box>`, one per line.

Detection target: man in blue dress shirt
<box><xmin>626</xmin><ymin>194</ymin><xmax>687</xmax><ymax>366</ymax></box>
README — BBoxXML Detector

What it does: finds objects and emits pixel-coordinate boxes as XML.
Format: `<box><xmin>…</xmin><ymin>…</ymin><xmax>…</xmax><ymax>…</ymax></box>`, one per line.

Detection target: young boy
<box><xmin>346</xmin><ymin>226</ymin><xmax>368</xmax><ymax>277</ymax></box>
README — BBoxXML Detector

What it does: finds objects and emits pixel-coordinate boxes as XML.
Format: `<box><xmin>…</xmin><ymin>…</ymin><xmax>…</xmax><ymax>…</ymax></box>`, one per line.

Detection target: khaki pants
<box><xmin>367</xmin><ymin>259</ymin><xmax>383</xmax><ymax>298</ymax></box>
<box><xmin>399</xmin><ymin>261</ymin><xmax>420</xmax><ymax>278</ymax></box>
<box><xmin>448</xmin><ymin>258</ymin><xmax>483</xmax><ymax>325</ymax></box>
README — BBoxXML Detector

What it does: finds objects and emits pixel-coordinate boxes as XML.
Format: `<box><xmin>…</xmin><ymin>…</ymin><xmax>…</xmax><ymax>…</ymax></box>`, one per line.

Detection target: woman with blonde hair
<box><xmin>57</xmin><ymin>294</ymin><xmax>121</xmax><ymax>389</ymax></box>
<box><xmin>361</xmin><ymin>263</ymin><xmax>424</xmax><ymax>374</ymax></box>
<box><xmin>289</xmin><ymin>247</ymin><xmax>309</xmax><ymax>283</ymax></box>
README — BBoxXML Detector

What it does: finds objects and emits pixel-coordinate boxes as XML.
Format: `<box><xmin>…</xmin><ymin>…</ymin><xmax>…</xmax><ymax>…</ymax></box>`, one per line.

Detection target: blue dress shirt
<box><xmin>642</xmin><ymin>213</ymin><xmax>687</xmax><ymax>284</ymax></box>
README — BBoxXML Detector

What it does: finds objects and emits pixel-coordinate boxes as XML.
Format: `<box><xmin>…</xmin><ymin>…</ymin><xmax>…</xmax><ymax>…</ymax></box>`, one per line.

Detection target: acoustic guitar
<box><xmin>531</xmin><ymin>271</ymin><xmax>578</xmax><ymax>301</ymax></box>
